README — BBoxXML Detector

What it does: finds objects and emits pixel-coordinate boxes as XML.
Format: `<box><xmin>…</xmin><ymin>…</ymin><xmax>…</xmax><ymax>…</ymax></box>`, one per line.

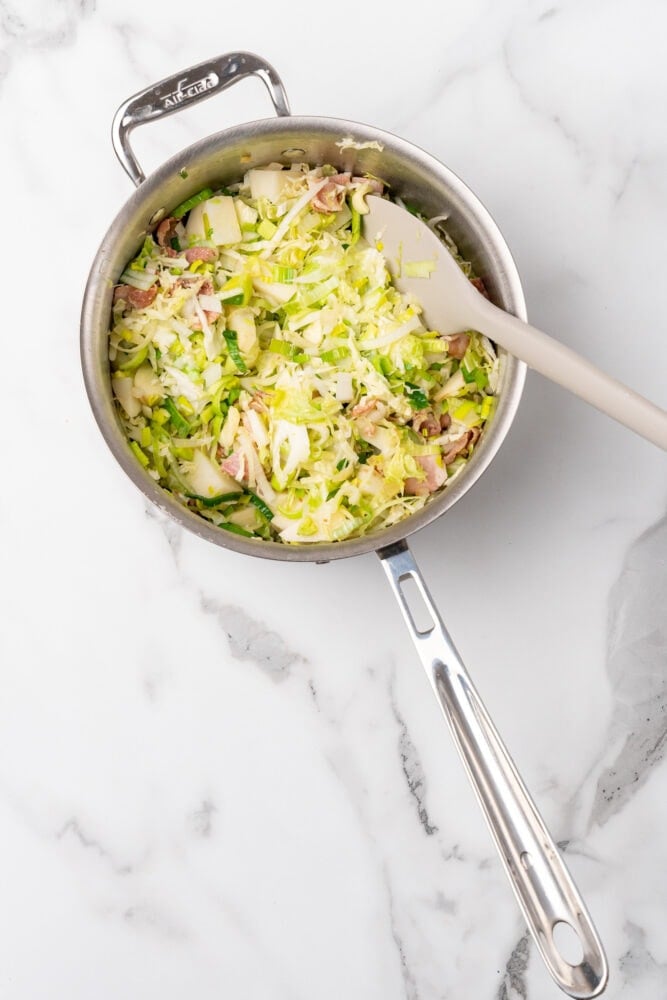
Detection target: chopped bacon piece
<box><xmin>156</xmin><ymin>216</ymin><xmax>179</xmax><ymax>248</ymax></box>
<box><xmin>405</xmin><ymin>455</ymin><xmax>446</xmax><ymax>496</ymax></box>
<box><xmin>196</xmin><ymin>280</ymin><xmax>220</xmax><ymax>323</ymax></box>
<box><xmin>442</xmin><ymin>428</ymin><xmax>480</xmax><ymax>465</ymax></box>
<box><xmin>221</xmin><ymin>451</ymin><xmax>246</xmax><ymax>481</ymax></box>
<box><xmin>412</xmin><ymin>410</ymin><xmax>440</xmax><ymax>437</ymax></box>
<box><xmin>249</xmin><ymin>392</ymin><xmax>269</xmax><ymax>414</ymax></box>
<box><xmin>351</xmin><ymin>398</ymin><xmax>377</xmax><ymax>418</ymax></box>
<box><xmin>312</xmin><ymin>173</ymin><xmax>351</xmax><ymax>213</ymax></box>
<box><xmin>470</xmin><ymin>276</ymin><xmax>490</xmax><ymax>299</ymax></box>
<box><xmin>184</xmin><ymin>246</ymin><xmax>217</xmax><ymax>263</ymax></box>
<box><xmin>113</xmin><ymin>284</ymin><xmax>157</xmax><ymax>309</ymax></box>
<box><xmin>445</xmin><ymin>333</ymin><xmax>470</xmax><ymax>359</ymax></box>
<box><xmin>351</xmin><ymin>397</ymin><xmax>387</xmax><ymax>420</ymax></box>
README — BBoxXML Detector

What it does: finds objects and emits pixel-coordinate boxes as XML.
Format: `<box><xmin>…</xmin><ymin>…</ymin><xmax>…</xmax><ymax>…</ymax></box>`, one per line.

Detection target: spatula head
<box><xmin>363</xmin><ymin>195</ymin><xmax>479</xmax><ymax>334</ymax></box>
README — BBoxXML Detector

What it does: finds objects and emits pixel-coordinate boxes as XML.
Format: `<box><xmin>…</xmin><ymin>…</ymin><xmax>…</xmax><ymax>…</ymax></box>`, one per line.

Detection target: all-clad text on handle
<box><xmin>112</xmin><ymin>51</ymin><xmax>290</xmax><ymax>187</ymax></box>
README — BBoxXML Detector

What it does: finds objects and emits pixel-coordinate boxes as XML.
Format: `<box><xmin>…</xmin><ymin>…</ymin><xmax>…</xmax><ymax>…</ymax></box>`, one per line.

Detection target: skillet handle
<box><xmin>378</xmin><ymin>540</ymin><xmax>608</xmax><ymax>999</ymax></box>
<box><xmin>111</xmin><ymin>51</ymin><xmax>290</xmax><ymax>187</ymax></box>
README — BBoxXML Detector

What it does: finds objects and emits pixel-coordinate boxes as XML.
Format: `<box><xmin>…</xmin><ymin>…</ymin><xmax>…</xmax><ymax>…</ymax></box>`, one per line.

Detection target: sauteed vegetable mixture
<box><xmin>109</xmin><ymin>164</ymin><xmax>500</xmax><ymax>542</ymax></box>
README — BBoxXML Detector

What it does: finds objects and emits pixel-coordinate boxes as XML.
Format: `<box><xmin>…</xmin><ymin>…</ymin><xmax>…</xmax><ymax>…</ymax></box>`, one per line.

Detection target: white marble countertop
<box><xmin>3</xmin><ymin>1</ymin><xmax>667</xmax><ymax>996</ymax></box>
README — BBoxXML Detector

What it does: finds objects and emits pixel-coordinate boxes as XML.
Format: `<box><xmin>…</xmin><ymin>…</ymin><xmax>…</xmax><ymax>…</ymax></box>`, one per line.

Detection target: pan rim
<box><xmin>81</xmin><ymin>114</ymin><xmax>527</xmax><ymax>563</ymax></box>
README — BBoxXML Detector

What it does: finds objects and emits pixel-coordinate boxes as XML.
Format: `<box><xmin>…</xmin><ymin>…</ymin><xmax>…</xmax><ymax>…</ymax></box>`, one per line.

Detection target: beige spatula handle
<box><xmin>476</xmin><ymin>297</ymin><xmax>667</xmax><ymax>450</ymax></box>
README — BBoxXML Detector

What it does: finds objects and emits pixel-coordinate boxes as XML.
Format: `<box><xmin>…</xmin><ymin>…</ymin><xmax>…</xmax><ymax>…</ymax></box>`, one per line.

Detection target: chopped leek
<box><xmin>223</xmin><ymin>329</ymin><xmax>248</xmax><ymax>373</ymax></box>
<box><xmin>219</xmin><ymin>522</ymin><xmax>255</xmax><ymax>537</ymax></box>
<box><xmin>130</xmin><ymin>440</ymin><xmax>149</xmax><ymax>468</ymax></box>
<box><xmin>163</xmin><ymin>397</ymin><xmax>191</xmax><ymax>435</ymax></box>
<box><xmin>247</xmin><ymin>490</ymin><xmax>274</xmax><ymax>521</ymax></box>
<box><xmin>172</xmin><ymin>187</ymin><xmax>214</xmax><ymax>220</ymax></box>
<box><xmin>186</xmin><ymin>491</ymin><xmax>244</xmax><ymax>507</ymax></box>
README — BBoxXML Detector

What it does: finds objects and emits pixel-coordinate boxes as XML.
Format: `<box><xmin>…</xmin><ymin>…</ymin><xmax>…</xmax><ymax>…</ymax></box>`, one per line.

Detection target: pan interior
<box><xmin>81</xmin><ymin>116</ymin><xmax>526</xmax><ymax>562</ymax></box>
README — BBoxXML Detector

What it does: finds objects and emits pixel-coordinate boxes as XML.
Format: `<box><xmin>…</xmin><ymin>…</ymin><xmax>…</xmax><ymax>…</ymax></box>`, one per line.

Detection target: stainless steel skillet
<box><xmin>80</xmin><ymin>51</ymin><xmax>608</xmax><ymax>997</ymax></box>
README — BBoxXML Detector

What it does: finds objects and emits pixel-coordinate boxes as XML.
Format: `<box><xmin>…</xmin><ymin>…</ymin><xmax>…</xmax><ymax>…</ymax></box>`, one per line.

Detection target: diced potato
<box><xmin>245</xmin><ymin>167</ymin><xmax>293</xmax><ymax>203</ymax></box>
<box><xmin>302</xmin><ymin>319</ymin><xmax>323</xmax><ymax>345</ymax></box>
<box><xmin>227</xmin><ymin>506</ymin><xmax>261</xmax><ymax>530</ymax></box>
<box><xmin>329</xmin><ymin>203</ymin><xmax>352</xmax><ymax>231</ymax></box>
<box><xmin>297</xmin><ymin>211</ymin><xmax>321</xmax><ymax>236</ymax></box>
<box><xmin>185</xmin><ymin>196</ymin><xmax>241</xmax><ymax>246</ymax></box>
<box><xmin>219</xmin><ymin>406</ymin><xmax>240</xmax><ymax>451</ymax></box>
<box><xmin>188</xmin><ymin>450</ymin><xmax>239</xmax><ymax>497</ymax></box>
<box><xmin>133</xmin><ymin>363</ymin><xmax>163</xmax><ymax>405</ymax></box>
<box><xmin>202</xmin><ymin>362</ymin><xmax>222</xmax><ymax>388</ymax></box>
<box><xmin>252</xmin><ymin>278</ymin><xmax>296</xmax><ymax>305</ymax></box>
<box><xmin>112</xmin><ymin>375</ymin><xmax>141</xmax><ymax>418</ymax></box>
<box><xmin>227</xmin><ymin>307</ymin><xmax>259</xmax><ymax>365</ymax></box>
<box><xmin>234</xmin><ymin>199</ymin><xmax>258</xmax><ymax>228</ymax></box>
<box><xmin>335</xmin><ymin>372</ymin><xmax>354</xmax><ymax>402</ymax></box>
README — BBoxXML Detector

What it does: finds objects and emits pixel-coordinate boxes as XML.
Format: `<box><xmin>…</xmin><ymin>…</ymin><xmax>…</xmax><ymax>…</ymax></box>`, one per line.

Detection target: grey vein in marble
<box><xmin>123</xmin><ymin>901</ymin><xmax>189</xmax><ymax>942</ymax></box>
<box><xmin>619</xmin><ymin>921</ymin><xmax>667</xmax><ymax>986</ymax></box>
<box><xmin>613</xmin><ymin>155</ymin><xmax>641</xmax><ymax>205</ymax></box>
<box><xmin>499</xmin><ymin>509</ymin><xmax>667</xmax><ymax>994</ymax></box>
<box><xmin>496</xmin><ymin>930</ymin><xmax>530</xmax><ymax>1000</ymax></box>
<box><xmin>143</xmin><ymin>506</ymin><xmax>306</xmax><ymax>682</ymax></box>
<box><xmin>58</xmin><ymin>817</ymin><xmax>133</xmax><ymax>876</ymax></box>
<box><xmin>589</xmin><ymin>511</ymin><xmax>667</xmax><ymax>827</ymax></box>
<box><xmin>433</xmin><ymin>890</ymin><xmax>457</xmax><ymax>917</ymax></box>
<box><xmin>391</xmin><ymin>688</ymin><xmax>438</xmax><ymax>836</ymax></box>
<box><xmin>501</xmin><ymin>40</ymin><xmax>587</xmax><ymax>166</ymax></box>
<box><xmin>0</xmin><ymin>0</ymin><xmax>95</xmax><ymax>85</ymax></box>
<box><xmin>201</xmin><ymin>596</ymin><xmax>305</xmax><ymax>680</ymax></box>
<box><xmin>189</xmin><ymin>799</ymin><xmax>216</xmax><ymax>837</ymax></box>
<box><xmin>383</xmin><ymin>861</ymin><xmax>421</xmax><ymax>1000</ymax></box>
<box><xmin>145</xmin><ymin>504</ymin><xmax>183</xmax><ymax>564</ymax></box>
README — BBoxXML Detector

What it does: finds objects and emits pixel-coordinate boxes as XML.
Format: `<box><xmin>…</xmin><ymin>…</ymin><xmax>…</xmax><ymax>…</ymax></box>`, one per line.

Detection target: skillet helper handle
<box><xmin>112</xmin><ymin>51</ymin><xmax>290</xmax><ymax>187</ymax></box>
<box><xmin>378</xmin><ymin>540</ymin><xmax>608</xmax><ymax>999</ymax></box>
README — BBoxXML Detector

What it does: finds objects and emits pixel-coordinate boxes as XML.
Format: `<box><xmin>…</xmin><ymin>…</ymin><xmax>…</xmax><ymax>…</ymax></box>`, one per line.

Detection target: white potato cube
<box><xmin>335</xmin><ymin>372</ymin><xmax>354</xmax><ymax>402</ymax></box>
<box><xmin>185</xmin><ymin>196</ymin><xmax>241</xmax><ymax>246</ymax></box>
<box><xmin>252</xmin><ymin>278</ymin><xmax>295</xmax><ymax>305</ymax></box>
<box><xmin>227</xmin><ymin>307</ymin><xmax>259</xmax><ymax>364</ymax></box>
<box><xmin>188</xmin><ymin>450</ymin><xmax>239</xmax><ymax>497</ymax></box>
<box><xmin>112</xmin><ymin>376</ymin><xmax>141</xmax><ymax>418</ymax></box>
<box><xmin>234</xmin><ymin>200</ymin><xmax>258</xmax><ymax>228</ymax></box>
<box><xmin>133</xmin><ymin>363</ymin><xmax>163</xmax><ymax>405</ymax></box>
<box><xmin>245</xmin><ymin>167</ymin><xmax>293</xmax><ymax>203</ymax></box>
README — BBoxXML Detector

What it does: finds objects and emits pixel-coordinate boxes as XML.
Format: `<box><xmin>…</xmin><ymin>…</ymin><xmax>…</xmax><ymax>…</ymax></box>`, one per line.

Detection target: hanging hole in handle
<box><xmin>399</xmin><ymin>575</ymin><xmax>436</xmax><ymax>636</ymax></box>
<box><xmin>552</xmin><ymin>920</ymin><xmax>585</xmax><ymax>967</ymax></box>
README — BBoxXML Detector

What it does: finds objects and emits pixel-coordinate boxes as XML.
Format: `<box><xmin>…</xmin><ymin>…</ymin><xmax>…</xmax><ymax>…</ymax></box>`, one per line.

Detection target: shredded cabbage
<box><xmin>109</xmin><ymin>164</ymin><xmax>499</xmax><ymax>544</ymax></box>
